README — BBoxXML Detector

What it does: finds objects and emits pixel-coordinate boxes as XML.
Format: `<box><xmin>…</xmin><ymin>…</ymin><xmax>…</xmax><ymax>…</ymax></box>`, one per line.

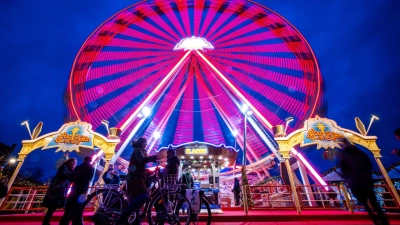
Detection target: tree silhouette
<box><xmin>21</xmin><ymin>166</ymin><xmax>44</xmax><ymax>183</ymax></box>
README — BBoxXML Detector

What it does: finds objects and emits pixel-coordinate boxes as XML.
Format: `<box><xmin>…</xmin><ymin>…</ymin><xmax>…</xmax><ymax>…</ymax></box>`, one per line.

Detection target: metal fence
<box><xmin>0</xmin><ymin>186</ymin><xmax>48</xmax><ymax>213</ymax></box>
<box><xmin>248</xmin><ymin>185</ymin><xmax>294</xmax><ymax>208</ymax></box>
<box><xmin>1</xmin><ymin>184</ymin><xmax>399</xmax><ymax>213</ymax></box>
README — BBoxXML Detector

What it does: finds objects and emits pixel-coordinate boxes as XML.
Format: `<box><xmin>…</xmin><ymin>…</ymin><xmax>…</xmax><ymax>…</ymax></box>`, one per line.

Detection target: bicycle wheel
<box><xmin>82</xmin><ymin>188</ymin><xmax>125</xmax><ymax>225</ymax></box>
<box><xmin>147</xmin><ymin>191</ymin><xmax>192</xmax><ymax>225</ymax></box>
<box><xmin>191</xmin><ymin>196</ymin><xmax>211</xmax><ymax>225</ymax></box>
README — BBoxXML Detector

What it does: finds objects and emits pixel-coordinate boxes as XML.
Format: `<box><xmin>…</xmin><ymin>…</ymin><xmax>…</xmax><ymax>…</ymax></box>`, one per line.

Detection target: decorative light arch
<box><xmin>274</xmin><ymin>116</ymin><xmax>400</xmax><ymax>213</ymax></box>
<box><xmin>6</xmin><ymin>121</ymin><xmax>120</xmax><ymax>191</ymax></box>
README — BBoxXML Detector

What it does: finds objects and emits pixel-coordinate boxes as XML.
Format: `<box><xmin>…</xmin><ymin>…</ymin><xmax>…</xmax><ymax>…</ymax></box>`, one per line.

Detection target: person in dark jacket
<box><xmin>340</xmin><ymin>143</ymin><xmax>389</xmax><ymax>225</ymax></box>
<box><xmin>42</xmin><ymin>158</ymin><xmax>77</xmax><ymax>225</ymax></box>
<box><xmin>232</xmin><ymin>178</ymin><xmax>241</xmax><ymax>206</ymax></box>
<box><xmin>117</xmin><ymin>137</ymin><xmax>157</xmax><ymax>225</ymax></box>
<box><xmin>60</xmin><ymin>156</ymin><xmax>94</xmax><ymax>225</ymax></box>
<box><xmin>102</xmin><ymin>164</ymin><xmax>120</xmax><ymax>185</ymax></box>
<box><xmin>181</xmin><ymin>169</ymin><xmax>194</xmax><ymax>189</ymax></box>
<box><xmin>162</xmin><ymin>149</ymin><xmax>180</xmax><ymax>175</ymax></box>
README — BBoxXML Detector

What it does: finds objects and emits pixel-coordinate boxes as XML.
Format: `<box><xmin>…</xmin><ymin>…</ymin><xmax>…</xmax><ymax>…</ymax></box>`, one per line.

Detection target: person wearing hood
<box><xmin>117</xmin><ymin>137</ymin><xmax>157</xmax><ymax>225</ymax></box>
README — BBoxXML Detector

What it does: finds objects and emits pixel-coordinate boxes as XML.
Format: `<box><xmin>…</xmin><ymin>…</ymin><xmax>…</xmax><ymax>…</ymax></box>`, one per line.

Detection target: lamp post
<box><xmin>366</xmin><ymin>114</ymin><xmax>379</xmax><ymax>135</ymax></box>
<box><xmin>21</xmin><ymin>120</ymin><xmax>32</xmax><ymax>139</ymax></box>
<box><xmin>241</xmin><ymin>104</ymin><xmax>251</xmax><ymax>215</ymax></box>
<box><xmin>101</xmin><ymin>120</ymin><xmax>110</xmax><ymax>136</ymax></box>
<box><xmin>285</xmin><ymin>117</ymin><xmax>294</xmax><ymax>133</ymax></box>
<box><xmin>232</xmin><ymin>129</ymin><xmax>238</xmax><ymax>150</ymax></box>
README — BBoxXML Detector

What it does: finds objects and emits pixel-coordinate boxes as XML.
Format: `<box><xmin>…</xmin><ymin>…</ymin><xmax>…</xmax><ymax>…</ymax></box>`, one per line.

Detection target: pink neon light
<box><xmin>290</xmin><ymin>148</ymin><xmax>328</xmax><ymax>190</ymax></box>
<box><xmin>173</xmin><ymin>65</ymin><xmax>194</xmax><ymax>144</ymax></box>
<box><xmin>146</xmin><ymin>70</ymin><xmax>190</xmax><ymax>154</ymax></box>
<box><xmin>195</xmin><ymin>50</ymin><xmax>273</xmax><ymax>129</ymax></box>
<box><xmin>91</xmin><ymin>149</ymin><xmax>104</xmax><ymax>164</ymax></box>
<box><xmin>67</xmin><ymin>184</ymin><xmax>72</xmax><ymax>196</ymax></box>
<box><xmin>120</xmin><ymin>50</ymin><xmax>191</xmax><ymax>131</ymax></box>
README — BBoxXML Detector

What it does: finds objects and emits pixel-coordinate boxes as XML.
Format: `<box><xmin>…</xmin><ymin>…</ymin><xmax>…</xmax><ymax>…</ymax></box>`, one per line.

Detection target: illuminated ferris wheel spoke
<box><xmin>145</xmin><ymin>66</ymin><xmax>192</xmax><ymax>153</ymax></box>
<box><xmin>195</xmin><ymin>59</ymin><xmax>268</xmax><ymax>165</ymax></box>
<box><xmin>195</xmin><ymin>50</ymin><xmax>273</xmax><ymax>129</ymax></box>
<box><xmin>146</xmin><ymin>78</ymin><xmax>190</xmax><ymax>154</ymax></box>
<box><xmin>194</xmin><ymin>67</ymin><xmax>260</xmax><ymax>164</ymax></box>
<box><xmin>119</xmin><ymin>50</ymin><xmax>192</xmax><ymax>131</ymax></box>
<box><xmin>115</xmin><ymin>54</ymin><xmax>191</xmax><ymax>157</ymax></box>
<box><xmin>200</xmin><ymin>72</ymin><xmax>273</xmax><ymax>175</ymax></box>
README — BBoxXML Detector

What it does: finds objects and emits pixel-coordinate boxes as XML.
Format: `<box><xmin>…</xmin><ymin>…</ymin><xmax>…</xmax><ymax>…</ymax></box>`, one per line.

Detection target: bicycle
<box><xmin>81</xmin><ymin>163</ymin><xmax>192</xmax><ymax>225</ymax></box>
<box><xmin>179</xmin><ymin>189</ymin><xmax>212</xmax><ymax>225</ymax></box>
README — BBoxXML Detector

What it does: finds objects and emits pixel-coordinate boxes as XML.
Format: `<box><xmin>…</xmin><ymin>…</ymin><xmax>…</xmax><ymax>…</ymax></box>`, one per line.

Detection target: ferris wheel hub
<box><xmin>173</xmin><ymin>36</ymin><xmax>214</xmax><ymax>51</ymax></box>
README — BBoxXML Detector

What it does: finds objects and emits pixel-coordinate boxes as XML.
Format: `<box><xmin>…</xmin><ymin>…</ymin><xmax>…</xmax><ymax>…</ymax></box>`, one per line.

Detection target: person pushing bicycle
<box><xmin>117</xmin><ymin>137</ymin><xmax>158</xmax><ymax>225</ymax></box>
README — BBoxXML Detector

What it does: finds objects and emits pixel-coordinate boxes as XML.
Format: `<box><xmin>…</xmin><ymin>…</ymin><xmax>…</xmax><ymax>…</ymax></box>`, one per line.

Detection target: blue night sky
<box><xmin>1</xmin><ymin>0</ymin><xmax>400</xmax><ymax>180</ymax></box>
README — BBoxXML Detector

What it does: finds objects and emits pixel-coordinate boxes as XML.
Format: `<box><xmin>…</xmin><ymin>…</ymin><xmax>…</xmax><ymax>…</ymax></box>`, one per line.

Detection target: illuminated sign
<box><xmin>185</xmin><ymin>148</ymin><xmax>208</xmax><ymax>155</ymax></box>
<box><xmin>43</xmin><ymin>121</ymin><xmax>94</xmax><ymax>152</ymax></box>
<box><xmin>302</xmin><ymin>117</ymin><xmax>345</xmax><ymax>149</ymax></box>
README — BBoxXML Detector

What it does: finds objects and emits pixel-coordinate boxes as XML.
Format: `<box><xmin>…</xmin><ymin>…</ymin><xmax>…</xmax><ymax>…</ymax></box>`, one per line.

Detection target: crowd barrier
<box><xmin>1</xmin><ymin>184</ymin><xmax>399</xmax><ymax>213</ymax></box>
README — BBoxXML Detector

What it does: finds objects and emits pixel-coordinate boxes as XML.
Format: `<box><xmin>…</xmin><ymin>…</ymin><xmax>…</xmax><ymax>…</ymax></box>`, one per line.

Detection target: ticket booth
<box><xmin>156</xmin><ymin>142</ymin><xmax>238</xmax><ymax>204</ymax></box>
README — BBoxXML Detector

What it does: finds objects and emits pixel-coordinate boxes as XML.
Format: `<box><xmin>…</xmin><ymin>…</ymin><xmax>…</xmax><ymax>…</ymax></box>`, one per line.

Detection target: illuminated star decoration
<box><xmin>71</xmin><ymin>126</ymin><xmax>80</xmax><ymax>136</ymax></box>
<box><xmin>316</xmin><ymin>123</ymin><xmax>326</xmax><ymax>133</ymax></box>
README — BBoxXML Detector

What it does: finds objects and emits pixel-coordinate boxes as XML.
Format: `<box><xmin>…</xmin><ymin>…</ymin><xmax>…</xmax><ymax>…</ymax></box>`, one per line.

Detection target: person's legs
<box><xmin>352</xmin><ymin>189</ymin><xmax>379</xmax><ymax>225</ymax></box>
<box><xmin>42</xmin><ymin>207</ymin><xmax>56</xmax><ymax>225</ymax></box>
<box><xmin>367</xmin><ymin>189</ymin><xmax>390</xmax><ymax>225</ymax></box>
<box><xmin>234</xmin><ymin>192</ymin><xmax>240</xmax><ymax>205</ymax></box>
<box><xmin>59</xmin><ymin>195</ymin><xmax>77</xmax><ymax>225</ymax></box>
<box><xmin>117</xmin><ymin>193</ymin><xmax>148</xmax><ymax>224</ymax></box>
<box><xmin>72</xmin><ymin>201</ymin><xmax>85</xmax><ymax>225</ymax></box>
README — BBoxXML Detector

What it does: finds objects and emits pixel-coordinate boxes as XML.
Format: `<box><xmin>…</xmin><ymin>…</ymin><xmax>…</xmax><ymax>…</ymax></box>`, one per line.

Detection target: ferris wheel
<box><xmin>66</xmin><ymin>0</ymin><xmax>323</xmax><ymax>172</ymax></box>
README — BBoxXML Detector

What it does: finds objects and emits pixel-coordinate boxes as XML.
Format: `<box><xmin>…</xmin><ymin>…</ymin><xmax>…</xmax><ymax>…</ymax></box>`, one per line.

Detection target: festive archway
<box><xmin>274</xmin><ymin>116</ymin><xmax>400</xmax><ymax>213</ymax></box>
<box><xmin>6</xmin><ymin>121</ymin><xmax>120</xmax><ymax>190</ymax></box>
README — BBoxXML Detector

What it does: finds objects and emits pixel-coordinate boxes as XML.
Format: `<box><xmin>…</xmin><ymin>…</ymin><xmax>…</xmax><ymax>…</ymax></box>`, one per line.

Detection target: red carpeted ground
<box><xmin>0</xmin><ymin>210</ymin><xmax>399</xmax><ymax>224</ymax></box>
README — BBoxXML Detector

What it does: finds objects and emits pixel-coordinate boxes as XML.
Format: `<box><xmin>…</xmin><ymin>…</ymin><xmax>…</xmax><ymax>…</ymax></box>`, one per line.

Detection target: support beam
<box><xmin>284</xmin><ymin>159</ymin><xmax>302</xmax><ymax>214</ymax></box>
<box><xmin>375</xmin><ymin>157</ymin><xmax>400</xmax><ymax>206</ymax></box>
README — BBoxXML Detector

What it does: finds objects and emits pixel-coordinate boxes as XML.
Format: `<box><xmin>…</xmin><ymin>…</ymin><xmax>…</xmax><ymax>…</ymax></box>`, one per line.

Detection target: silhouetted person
<box><xmin>102</xmin><ymin>164</ymin><xmax>120</xmax><ymax>185</ymax></box>
<box><xmin>0</xmin><ymin>177</ymin><xmax>8</xmax><ymax>200</ymax></box>
<box><xmin>390</xmin><ymin>128</ymin><xmax>400</xmax><ymax>156</ymax></box>
<box><xmin>155</xmin><ymin>148</ymin><xmax>182</xmax><ymax>224</ymax></box>
<box><xmin>162</xmin><ymin>149</ymin><xmax>180</xmax><ymax>175</ymax></box>
<box><xmin>117</xmin><ymin>137</ymin><xmax>157</xmax><ymax>225</ymax></box>
<box><xmin>340</xmin><ymin>144</ymin><xmax>389</xmax><ymax>225</ymax></box>
<box><xmin>232</xmin><ymin>178</ymin><xmax>241</xmax><ymax>206</ymax></box>
<box><xmin>42</xmin><ymin>158</ymin><xmax>77</xmax><ymax>225</ymax></box>
<box><xmin>181</xmin><ymin>169</ymin><xmax>194</xmax><ymax>189</ymax></box>
<box><xmin>60</xmin><ymin>156</ymin><xmax>94</xmax><ymax>225</ymax></box>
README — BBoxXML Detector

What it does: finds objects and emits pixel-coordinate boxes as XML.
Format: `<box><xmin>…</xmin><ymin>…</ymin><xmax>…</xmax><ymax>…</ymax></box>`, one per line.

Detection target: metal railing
<box><xmin>0</xmin><ymin>186</ymin><xmax>48</xmax><ymax>213</ymax></box>
<box><xmin>248</xmin><ymin>185</ymin><xmax>294</xmax><ymax>208</ymax></box>
<box><xmin>295</xmin><ymin>184</ymin><xmax>346</xmax><ymax>210</ymax></box>
<box><xmin>1</xmin><ymin>183</ymin><xmax>399</xmax><ymax>213</ymax></box>
<box><xmin>347</xmin><ymin>184</ymin><xmax>400</xmax><ymax>211</ymax></box>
